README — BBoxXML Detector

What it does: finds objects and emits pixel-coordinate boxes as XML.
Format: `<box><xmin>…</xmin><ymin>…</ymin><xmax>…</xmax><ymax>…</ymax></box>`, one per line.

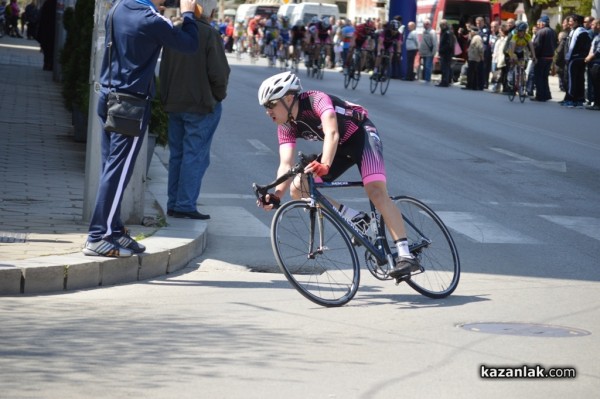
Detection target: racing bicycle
<box><xmin>253</xmin><ymin>153</ymin><xmax>460</xmax><ymax>307</ymax></box>
<box><xmin>369</xmin><ymin>51</ymin><xmax>394</xmax><ymax>95</ymax></box>
<box><xmin>507</xmin><ymin>58</ymin><xmax>527</xmax><ymax>103</ymax></box>
<box><xmin>344</xmin><ymin>48</ymin><xmax>361</xmax><ymax>89</ymax></box>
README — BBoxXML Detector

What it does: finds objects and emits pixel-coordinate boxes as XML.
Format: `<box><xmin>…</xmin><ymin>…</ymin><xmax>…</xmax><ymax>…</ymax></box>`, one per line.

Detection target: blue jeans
<box><xmin>422</xmin><ymin>56</ymin><xmax>433</xmax><ymax>81</ymax></box>
<box><xmin>167</xmin><ymin>103</ymin><xmax>222</xmax><ymax>213</ymax></box>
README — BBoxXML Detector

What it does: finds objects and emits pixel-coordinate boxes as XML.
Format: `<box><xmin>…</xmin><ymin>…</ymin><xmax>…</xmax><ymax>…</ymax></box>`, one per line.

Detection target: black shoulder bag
<box><xmin>103</xmin><ymin>0</ymin><xmax>149</xmax><ymax>137</ymax></box>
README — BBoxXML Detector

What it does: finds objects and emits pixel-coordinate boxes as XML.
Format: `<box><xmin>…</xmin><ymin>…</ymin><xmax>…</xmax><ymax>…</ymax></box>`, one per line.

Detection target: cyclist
<box><xmin>246</xmin><ymin>15</ymin><xmax>262</xmax><ymax>57</ymax></box>
<box><xmin>290</xmin><ymin>20</ymin><xmax>306</xmax><ymax>65</ymax></box>
<box><xmin>507</xmin><ymin>22</ymin><xmax>537</xmax><ymax>88</ymax></box>
<box><xmin>344</xmin><ymin>19</ymin><xmax>376</xmax><ymax>74</ymax></box>
<box><xmin>256</xmin><ymin>71</ymin><xmax>421</xmax><ymax>279</ymax></box>
<box><xmin>305</xmin><ymin>16</ymin><xmax>320</xmax><ymax>68</ymax></box>
<box><xmin>316</xmin><ymin>16</ymin><xmax>333</xmax><ymax>68</ymax></box>
<box><xmin>278</xmin><ymin>16</ymin><xmax>291</xmax><ymax>65</ymax></box>
<box><xmin>372</xmin><ymin>19</ymin><xmax>402</xmax><ymax>78</ymax></box>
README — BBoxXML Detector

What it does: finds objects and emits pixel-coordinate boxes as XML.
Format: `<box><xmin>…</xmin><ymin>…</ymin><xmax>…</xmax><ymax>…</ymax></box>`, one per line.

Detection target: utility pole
<box><xmin>82</xmin><ymin>0</ymin><xmax>147</xmax><ymax>224</ymax></box>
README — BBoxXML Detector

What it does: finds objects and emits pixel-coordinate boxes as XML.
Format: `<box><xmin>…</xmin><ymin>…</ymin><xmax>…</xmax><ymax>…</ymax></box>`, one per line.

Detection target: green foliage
<box><xmin>150</xmin><ymin>79</ymin><xmax>169</xmax><ymax>147</ymax></box>
<box><xmin>60</xmin><ymin>0</ymin><xmax>94</xmax><ymax>113</ymax></box>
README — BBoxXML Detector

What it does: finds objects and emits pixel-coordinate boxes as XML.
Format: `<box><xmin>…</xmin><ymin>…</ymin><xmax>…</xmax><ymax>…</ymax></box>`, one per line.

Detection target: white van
<box><xmin>277</xmin><ymin>4</ymin><xmax>296</xmax><ymax>21</ymax></box>
<box><xmin>235</xmin><ymin>3</ymin><xmax>280</xmax><ymax>23</ymax></box>
<box><xmin>290</xmin><ymin>2</ymin><xmax>339</xmax><ymax>26</ymax></box>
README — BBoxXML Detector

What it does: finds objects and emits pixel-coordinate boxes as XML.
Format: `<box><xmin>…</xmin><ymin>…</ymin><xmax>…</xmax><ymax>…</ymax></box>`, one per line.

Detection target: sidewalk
<box><xmin>0</xmin><ymin>37</ymin><xmax>207</xmax><ymax>295</ymax></box>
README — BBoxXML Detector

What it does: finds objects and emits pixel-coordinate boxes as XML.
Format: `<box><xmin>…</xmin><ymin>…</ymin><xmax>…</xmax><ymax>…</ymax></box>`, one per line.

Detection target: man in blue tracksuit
<box><xmin>83</xmin><ymin>0</ymin><xmax>199</xmax><ymax>258</ymax></box>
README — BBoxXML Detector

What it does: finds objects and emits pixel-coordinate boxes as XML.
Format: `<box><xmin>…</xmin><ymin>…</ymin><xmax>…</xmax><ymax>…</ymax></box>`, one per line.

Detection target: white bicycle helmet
<box><xmin>257</xmin><ymin>72</ymin><xmax>302</xmax><ymax>106</ymax></box>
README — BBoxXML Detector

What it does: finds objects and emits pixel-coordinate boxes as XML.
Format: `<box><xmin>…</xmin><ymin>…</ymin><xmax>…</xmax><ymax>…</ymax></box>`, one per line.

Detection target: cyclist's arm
<box><xmin>316</xmin><ymin>110</ymin><xmax>339</xmax><ymax>169</ymax></box>
<box><xmin>273</xmin><ymin>144</ymin><xmax>296</xmax><ymax>198</ymax></box>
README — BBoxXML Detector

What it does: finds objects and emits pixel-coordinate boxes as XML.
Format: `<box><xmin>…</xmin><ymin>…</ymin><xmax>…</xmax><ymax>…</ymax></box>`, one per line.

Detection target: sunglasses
<box><xmin>264</xmin><ymin>100</ymin><xmax>279</xmax><ymax>109</ymax></box>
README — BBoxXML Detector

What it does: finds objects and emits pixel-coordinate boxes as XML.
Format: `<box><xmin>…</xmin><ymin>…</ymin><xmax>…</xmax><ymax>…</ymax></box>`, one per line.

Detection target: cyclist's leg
<box><xmin>355</xmin><ymin>122</ymin><xmax>419</xmax><ymax>276</ymax></box>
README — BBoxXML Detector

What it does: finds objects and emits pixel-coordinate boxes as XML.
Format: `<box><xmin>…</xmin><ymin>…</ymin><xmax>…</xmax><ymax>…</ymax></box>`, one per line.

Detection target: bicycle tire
<box><xmin>351</xmin><ymin>53</ymin><xmax>361</xmax><ymax>89</ymax></box>
<box><xmin>519</xmin><ymin>69</ymin><xmax>527</xmax><ymax>103</ymax></box>
<box><xmin>380</xmin><ymin>57</ymin><xmax>391</xmax><ymax>95</ymax></box>
<box><xmin>369</xmin><ymin>71</ymin><xmax>378</xmax><ymax>93</ymax></box>
<box><xmin>385</xmin><ymin>196</ymin><xmax>460</xmax><ymax>298</ymax></box>
<box><xmin>344</xmin><ymin>66</ymin><xmax>352</xmax><ymax>88</ymax></box>
<box><xmin>271</xmin><ymin>200</ymin><xmax>360</xmax><ymax>307</ymax></box>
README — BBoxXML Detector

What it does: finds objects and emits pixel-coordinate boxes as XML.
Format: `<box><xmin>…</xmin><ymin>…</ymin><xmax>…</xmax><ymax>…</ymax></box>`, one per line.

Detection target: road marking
<box><xmin>436</xmin><ymin>211</ymin><xmax>540</xmax><ymax>244</ymax></box>
<box><xmin>201</xmin><ymin>206</ymin><xmax>270</xmax><ymax>237</ymax></box>
<box><xmin>539</xmin><ymin>215</ymin><xmax>600</xmax><ymax>241</ymax></box>
<box><xmin>491</xmin><ymin>147</ymin><xmax>567</xmax><ymax>173</ymax></box>
<box><xmin>247</xmin><ymin>139</ymin><xmax>273</xmax><ymax>155</ymax></box>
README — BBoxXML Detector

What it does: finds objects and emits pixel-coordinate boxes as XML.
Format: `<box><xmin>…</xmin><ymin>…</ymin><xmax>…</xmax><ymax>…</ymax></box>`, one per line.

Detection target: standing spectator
<box><xmin>464</xmin><ymin>26</ymin><xmax>483</xmax><ymax>90</ymax></box>
<box><xmin>224</xmin><ymin>17</ymin><xmax>234</xmax><ymax>53</ymax></box>
<box><xmin>560</xmin><ymin>14</ymin><xmax>592</xmax><ymax>108</ymax></box>
<box><xmin>24</xmin><ymin>0</ymin><xmax>38</xmax><ymax>40</ymax></box>
<box><xmin>7</xmin><ymin>0</ymin><xmax>21</xmax><ymax>37</ymax></box>
<box><xmin>584</xmin><ymin>19</ymin><xmax>600</xmax><ymax>110</ymax></box>
<box><xmin>488</xmin><ymin>20</ymin><xmax>500</xmax><ymax>91</ymax></box>
<box><xmin>501</xmin><ymin>18</ymin><xmax>516</xmax><ymax>93</ymax></box>
<box><xmin>525</xmin><ymin>23</ymin><xmax>539</xmax><ymax>96</ymax></box>
<box><xmin>554</xmin><ymin>18</ymin><xmax>571</xmax><ymax>92</ymax></box>
<box><xmin>584</xmin><ymin>16</ymin><xmax>596</xmax><ymax>105</ymax></box>
<box><xmin>36</xmin><ymin>0</ymin><xmax>56</xmax><ymax>71</ymax></box>
<box><xmin>0</xmin><ymin>1</ymin><xmax>6</xmax><ymax>38</ymax></box>
<box><xmin>492</xmin><ymin>22</ymin><xmax>509</xmax><ymax>93</ymax></box>
<box><xmin>82</xmin><ymin>0</ymin><xmax>199</xmax><ymax>258</ymax></box>
<box><xmin>436</xmin><ymin>19</ymin><xmax>454</xmax><ymax>87</ymax></box>
<box><xmin>532</xmin><ymin>15</ymin><xmax>557</xmax><ymax>102</ymax></box>
<box><xmin>419</xmin><ymin>19</ymin><xmax>437</xmax><ymax>82</ymax></box>
<box><xmin>475</xmin><ymin>16</ymin><xmax>491</xmax><ymax>89</ymax></box>
<box><xmin>404</xmin><ymin>21</ymin><xmax>418</xmax><ymax>80</ymax></box>
<box><xmin>159</xmin><ymin>0</ymin><xmax>230</xmax><ymax>220</ymax></box>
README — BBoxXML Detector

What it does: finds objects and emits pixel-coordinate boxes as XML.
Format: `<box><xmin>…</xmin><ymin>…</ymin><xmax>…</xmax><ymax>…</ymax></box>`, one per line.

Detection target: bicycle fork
<box><xmin>307</xmin><ymin>206</ymin><xmax>325</xmax><ymax>259</ymax></box>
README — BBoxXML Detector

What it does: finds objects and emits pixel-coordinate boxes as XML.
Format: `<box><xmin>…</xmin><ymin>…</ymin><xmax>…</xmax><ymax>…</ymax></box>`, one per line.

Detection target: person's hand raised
<box><xmin>180</xmin><ymin>0</ymin><xmax>198</xmax><ymax>14</ymax></box>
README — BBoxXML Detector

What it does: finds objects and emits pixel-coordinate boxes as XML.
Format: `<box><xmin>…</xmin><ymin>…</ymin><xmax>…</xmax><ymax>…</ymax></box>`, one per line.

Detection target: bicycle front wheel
<box><xmin>369</xmin><ymin>71</ymin><xmax>378</xmax><ymax>93</ymax></box>
<box><xmin>380</xmin><ymin>58</ymin><xmax>391</xmax><ymax>95</ymax></box>
<box><xmin>390</xmin><ymin>196</ymin><xmax>460</xmax><ymax>298</ymax></box>
<box><xmin>271</xmin><ymin>200</ymin><xmax>360</xmax><ymax>307</ymax></box>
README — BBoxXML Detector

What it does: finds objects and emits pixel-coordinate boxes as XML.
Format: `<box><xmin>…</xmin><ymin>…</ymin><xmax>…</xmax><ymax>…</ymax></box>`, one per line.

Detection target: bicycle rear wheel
<box><xmin>388</xmin><ymin>196</ymin><xmax>460</xmax><ymax>298</ymax></box>
<box><xmin>271</xmin><ymin>200</ymin><xmax>360</xmax><ymax>307</ymax></box>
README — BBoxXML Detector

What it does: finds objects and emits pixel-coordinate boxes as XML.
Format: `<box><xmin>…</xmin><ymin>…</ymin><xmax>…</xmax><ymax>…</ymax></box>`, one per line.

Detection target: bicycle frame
<box><xmin>307</xmin><ymin>174</ymin><xmax>432</xmax><ymax>270</ymax></box>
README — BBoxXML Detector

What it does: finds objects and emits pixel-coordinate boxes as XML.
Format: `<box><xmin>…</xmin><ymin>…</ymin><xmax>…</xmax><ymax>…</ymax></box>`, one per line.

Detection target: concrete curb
<box><xmin>0</xmin><ymin>221</ymin><xmax>207</xmax><ymax>295</ymax></box>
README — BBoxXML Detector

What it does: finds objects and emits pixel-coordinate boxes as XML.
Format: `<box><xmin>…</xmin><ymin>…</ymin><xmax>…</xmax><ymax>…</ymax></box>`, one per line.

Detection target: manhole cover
<box><xmin>459</xmin><ymin>322</ymin><xmax>590</xmax><ymax>338</ymax></box>
<box><xmin>0</xmin><ymin>232</ymin><xmax>28</xmax><ymax>243</ymax></box>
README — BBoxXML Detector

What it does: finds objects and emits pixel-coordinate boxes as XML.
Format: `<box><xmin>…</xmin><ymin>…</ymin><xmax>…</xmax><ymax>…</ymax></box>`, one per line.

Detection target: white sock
<box><xmin>395</xmin><ymin>239</ymin><xmax>413</xmax><ymax>258</ymax></box>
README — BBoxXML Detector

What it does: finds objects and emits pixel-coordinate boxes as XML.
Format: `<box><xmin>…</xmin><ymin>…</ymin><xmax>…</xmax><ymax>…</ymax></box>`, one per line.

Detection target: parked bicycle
<box><xmin>253</xmin><ymin>153</ymin><xmax>460</xmax><ymax>307</ymax></box>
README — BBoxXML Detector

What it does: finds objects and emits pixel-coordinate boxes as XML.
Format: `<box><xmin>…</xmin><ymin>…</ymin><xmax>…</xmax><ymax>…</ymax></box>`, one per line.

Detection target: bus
<box><xmin>416</xmin><ymin>0</ymin><xmax>492</xmax><ymax>77</ymax></box>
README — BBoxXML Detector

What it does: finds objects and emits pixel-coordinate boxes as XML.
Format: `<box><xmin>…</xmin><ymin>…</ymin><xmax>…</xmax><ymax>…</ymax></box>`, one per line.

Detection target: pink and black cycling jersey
<box><xmin>277</xmin><ymin>91</ymin><xmax>386</xmax><ymax>184</ymax></box>
<box><xmin>277</xmin><ymin>91</ymin><xmax>368</xmax><ymax>146</ymax></box>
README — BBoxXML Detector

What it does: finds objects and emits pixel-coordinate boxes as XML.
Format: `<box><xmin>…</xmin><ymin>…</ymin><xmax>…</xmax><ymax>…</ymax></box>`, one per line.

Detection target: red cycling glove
<box><xmin>308</xmin><ymin>160</ymin><xmax>330</xmax><ymax>177</ymax></box>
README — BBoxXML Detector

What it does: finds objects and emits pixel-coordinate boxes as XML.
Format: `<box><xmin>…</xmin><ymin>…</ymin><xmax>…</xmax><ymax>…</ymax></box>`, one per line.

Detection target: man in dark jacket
<box><xmin>560</xmin><ymin>14</ymin><xmax>592</xmax><ymax>107</ymax></box>
<box><xmin>436</xmin><ymin>19</ymin><xmax>455</xmax><ymax>87</ymax></box>
<box><xmin>159</xmin><ymin>0</ymin><xmax>230</xmax><ymax>220</ymax></box>
<box><xmin>532</xmin><ymin>15</ymin><xmax>557</xmax><ymax>101</ymax></box>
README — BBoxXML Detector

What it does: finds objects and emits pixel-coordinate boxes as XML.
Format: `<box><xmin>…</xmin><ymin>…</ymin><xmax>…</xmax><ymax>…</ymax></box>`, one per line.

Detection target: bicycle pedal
<box><xmin>394</xmin><ymin>275</ymin><xmax>411</xmax><ymax>285</ymax></box>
